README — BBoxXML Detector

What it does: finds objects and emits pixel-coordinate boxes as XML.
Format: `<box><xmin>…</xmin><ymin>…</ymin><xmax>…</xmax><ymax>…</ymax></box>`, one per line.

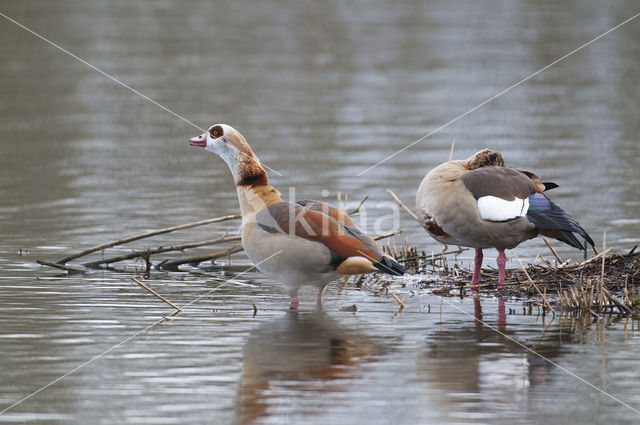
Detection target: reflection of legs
<box><xmin>497</xmin><ymin>250</ymin><xmax>507</xmax><ymax>289</ymax></box>
<box><xmin>471</xmin><ymin>248</ymin><xmax>483</xmax><ymax>289</ymax></box>
<box><xmin>289</xmin><ymin>289</ymin><xmax>300</xmax><ymax>310</ymax></box>
<box><xmin>498</xmin><ymin>298</ymin><xmax>506</xmax><ymax>333</ymax></box>
<box><xmin>317</xmin><ymin>283</ymin><xmax>328</xmax><ymax>305</ymax></box>
<box><xmin>473</xmin><ymin>296</ymin><xmax>483</xmax><ymax>331</ymax></box>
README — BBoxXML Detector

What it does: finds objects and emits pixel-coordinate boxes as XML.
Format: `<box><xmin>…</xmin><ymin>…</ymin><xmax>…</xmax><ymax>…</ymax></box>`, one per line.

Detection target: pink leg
<box><xmin>289</xmin><ymin>296</ymin><xmax>300</xmax><ymax>310</ymax></box>
<box><xmin>471</xmin><ymin>248</ymin><xmax>483</xmax><ymax>290</ymax></box>
<box><xmin>497</xmin><ymin>251</ymin><xmax>507</xmax><ymax>288</ymax></box>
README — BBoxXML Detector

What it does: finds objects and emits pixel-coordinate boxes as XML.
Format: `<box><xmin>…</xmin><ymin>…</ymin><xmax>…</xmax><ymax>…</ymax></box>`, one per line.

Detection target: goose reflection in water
<box><xmin>417</xmin><ymin>296</ymin><xmax>576</xmax><ymax>415</ymax></box>
<box><xmin>234</xmin><ymin>309</ymin><xmax>385</xmax><ymax>425</ymax></box>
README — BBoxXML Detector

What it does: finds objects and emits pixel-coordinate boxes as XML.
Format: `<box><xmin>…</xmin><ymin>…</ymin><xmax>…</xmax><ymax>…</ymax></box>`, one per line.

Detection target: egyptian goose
<box><xmin>415</xmin><ymin>149</ymin><xmax>594</xmax><ymax>287</ymax></box>
<box><xmin>189</xmin><ymin>124</ymin><xmax>404</xmax><ymax>309</ymax></box>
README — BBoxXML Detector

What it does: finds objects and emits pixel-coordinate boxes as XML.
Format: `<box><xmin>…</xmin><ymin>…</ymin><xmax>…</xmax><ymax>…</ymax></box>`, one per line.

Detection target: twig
<box><xmin>623</xmin><ymin>281</ymin><xmax>630</xmax><ymax>307</ymax></box>
<box><xmin>373</xmin><ymin>228</ymin><xmax>402</xmax><ymax>241</ymax></box>
<box><xmin>463</xmin><ymin>281</ymin><xmax>522</xmax><ymax>290</ymax></box>
<box><xmin>542</xmin><ymin>238</ymin><xmax>562</xmax><ymax>264</ymax></box>
<box><xmin>557</xmin><ymin>259</ymin><xmax>574</xmax><ymax>269</ymax></box>
<box><xmin>575</xmin><ymin>248</ymin><xmax>613</xmax><ymax>267</ymax></box>
<box><xmin>160</xmin><ymin>244</ymin><xmax>243</xmax><ymax>271</ymax></box>
<box><xmin>347</xmin><ymin>195</ymin><xmax>369</xmax><ymax>215</ymax></box>
<box><xmin>449</xmin><ymin>140</ymin><xmax>456</xmax><ymax>161</ymax></box>
<box><xmin>82</xmin><ymin>235</ymin><xmax>241</xmax><ymax>268</ymax></box>
<box><xmin>600</xmin><ymin>232</ymin><xmax>606</xmax><ymax>310</ymax></box>
<box><xmin>131</xmin><ymin>277</ymin><xmax>182</xmax><ymax>312</ymax></box>
<box><xmin>399</xmin><ymin>247</ymin><xmax>468</xmax><ymax>264</ymax></box>
<box><xmin>513</xmin><ymin>253</ymin><xmax>555</xmax><ymax>313</ymax></box>
<box><xmin>37</xmin><ymin>260</ymin><xmax>85</xmax><ymax>273</ymax></box>
<box><xmin>55</xmin><ymin>213</ymin><xmax>241</xmax><ymax>264</ymax></box>
<box><xmin>386</xmin><ymin>189</ymin><xmax>421</xmax><ymax>224</ymax></box>
<box><xmin>602</xmin><ymin>287</ymin><xmax>633</xmax><ymax>315</ymax></box>
<box><xmin>390</xmin><ymin>292</ymin><xmax>406</xmax><ymax>308</ymax></box>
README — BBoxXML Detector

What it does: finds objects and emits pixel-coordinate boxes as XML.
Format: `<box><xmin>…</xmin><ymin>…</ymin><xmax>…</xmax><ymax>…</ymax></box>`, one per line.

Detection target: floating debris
<box><xmin>339</xmin><ymin>304</ymin><xmax>358</xmax><ymax>312</ymax></box>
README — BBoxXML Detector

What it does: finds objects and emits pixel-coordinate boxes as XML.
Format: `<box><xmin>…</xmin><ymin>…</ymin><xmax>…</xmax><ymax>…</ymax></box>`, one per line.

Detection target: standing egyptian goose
<box><xmin>190</xmin><ymin>124</ymin><xmax>403</xmax><ymax>309</ymax></box>
<box><xmin>416</xmin><ymin>149</ymin><xmax>594</xmax><ymax>287</ymax></box>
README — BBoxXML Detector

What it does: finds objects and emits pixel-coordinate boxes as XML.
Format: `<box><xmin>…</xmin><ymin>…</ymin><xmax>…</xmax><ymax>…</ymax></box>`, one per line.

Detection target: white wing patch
<box><xmin>477</xmin><ymin>196</ymin><xmax>530</xmax><ymax>222</ymax></box>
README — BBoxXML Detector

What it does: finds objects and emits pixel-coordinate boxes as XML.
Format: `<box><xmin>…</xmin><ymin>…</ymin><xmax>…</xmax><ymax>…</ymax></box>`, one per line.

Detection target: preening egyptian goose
<box><xmin>415</xmin><ymin>149</ymin><xmax>594</xmax><ymax>287</ymax></box>
<box><xmin>190</xmin><ymin>124</ymin><xmax>404</xmax><ymax>309</ymax></box>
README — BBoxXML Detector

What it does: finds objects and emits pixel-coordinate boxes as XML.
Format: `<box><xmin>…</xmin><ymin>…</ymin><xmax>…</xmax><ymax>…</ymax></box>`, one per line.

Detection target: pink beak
<box><xmin>189</xmin><ymin>133</ymin><xmax>207</xmax><ymax>147</ymax></box>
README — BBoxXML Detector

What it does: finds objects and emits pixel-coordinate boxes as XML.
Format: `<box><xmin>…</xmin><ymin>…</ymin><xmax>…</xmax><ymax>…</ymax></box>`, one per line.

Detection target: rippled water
<box><xmin>1</xmin><ymin>0</ymin><xmax>640</xmax><ymax>423</ymax></box>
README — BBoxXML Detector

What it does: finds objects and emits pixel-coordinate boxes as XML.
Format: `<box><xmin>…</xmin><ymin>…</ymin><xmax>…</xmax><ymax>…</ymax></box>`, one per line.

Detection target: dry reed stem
<box><xmin>386</xmin><ymin>189</ymin><xmax>421</xmax><ymax>224</ymax></box>
<box><xmin>131</xmin><ymin>277</ymin><xmax>182</xmax><ymax>312</ymax></box>
<box><xmin>600</xmin><ymin>233</ymin><xmax>606</xmax><ymax>310</ymax></box>
<box><xmin>373</xmin><ymin>229</ymin><xmax>403</xmax><ymax>241</ymax></box>
<box><xmin>347</xmin><ymin>195</ymin><xmax>369</xmax><ymax>215</ymax></box>
<box><xmin>513</xmin><ymin>252</ymin><xmax>555</xmax><ymax>313</ymax></box>
<box><xmin>576</xmin><ymin>248</ymin><xmax>613</xmax><ymax>268</ymax></box>
<box><xmin>542</xmin><ymin>238</ymin><xmax>562</xmax><ymax>264</ymax></box>
<box><xmin>623</xmin><ymin>284</ymin><xmax>630</xmax><ymax>307</ymax></box>
<box><xmin>602</xmin><ymin>287</ymin><xmax>633</xmax><ymax>315</ymax></box>
<box><xmin>390</xmin><ymin>292</ymin><xmax>406</xmax><ymax>308</ymax></box>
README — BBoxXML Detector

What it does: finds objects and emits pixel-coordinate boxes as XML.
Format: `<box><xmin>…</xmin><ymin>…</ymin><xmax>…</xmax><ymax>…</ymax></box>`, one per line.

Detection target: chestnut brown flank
<box><xmin>425</xmin><ymin>218</ymin><xmax>448</xmax><ymax>237</ymax></box>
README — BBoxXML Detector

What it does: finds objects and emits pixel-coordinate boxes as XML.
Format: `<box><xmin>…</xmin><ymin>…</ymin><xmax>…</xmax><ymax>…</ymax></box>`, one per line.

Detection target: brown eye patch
<box><xmin>209</xmin><ymin>125</ymin><xmax>224</xmax><ymax>138</ymax></box>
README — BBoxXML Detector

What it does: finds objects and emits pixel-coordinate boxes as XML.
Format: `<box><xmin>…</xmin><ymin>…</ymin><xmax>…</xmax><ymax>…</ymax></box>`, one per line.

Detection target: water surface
<box><xmin>1</xmin><ymin>0</ymin><xmax>640</xmax><ymax>423</ymax></box>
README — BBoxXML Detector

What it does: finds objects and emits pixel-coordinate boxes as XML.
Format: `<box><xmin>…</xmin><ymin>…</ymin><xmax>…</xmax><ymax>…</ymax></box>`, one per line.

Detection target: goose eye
<box><xmin>209</xmin><ymin>125</ymin><xmax>223</xmax><ymax>138</ymax></box>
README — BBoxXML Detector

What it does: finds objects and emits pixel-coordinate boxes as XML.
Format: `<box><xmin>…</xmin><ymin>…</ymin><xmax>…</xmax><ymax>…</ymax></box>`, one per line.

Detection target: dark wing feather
<box><xmin>526</xmin><ymin>192</ymin><xmax>594</xmax><ymax>249</ymax></box>
<box><xmin>462</xmin><ymin>166</ymin><xmax>536</xmax><ymax>200</ymax></box>
<box><xmin>462</xmin><ymin>162</ymin><xmax>592</xmax><ymax>250</ymax></box>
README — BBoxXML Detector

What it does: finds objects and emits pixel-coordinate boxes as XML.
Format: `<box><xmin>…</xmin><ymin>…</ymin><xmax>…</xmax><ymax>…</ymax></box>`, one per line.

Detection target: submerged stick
<box><xmin>131</xmin><ymin>277</ymin><xmax>182</xmax><ymax>312</ymax></box>
<box><xmin>55</xmin><ymin>213</ymin><xmax>241</xmax><ymax>264</ymax></box>
<box><xmin>386</xmin><ymin>189</ymin><xmax>421</xmax><ymax>224</ymax></box>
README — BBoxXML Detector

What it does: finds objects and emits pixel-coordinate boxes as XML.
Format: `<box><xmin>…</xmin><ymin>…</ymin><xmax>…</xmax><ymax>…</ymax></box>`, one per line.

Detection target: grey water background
<box><xmin>1</xmin><ymin>0</ymin><xmax>640</xmax><ymax>424</ymax></box>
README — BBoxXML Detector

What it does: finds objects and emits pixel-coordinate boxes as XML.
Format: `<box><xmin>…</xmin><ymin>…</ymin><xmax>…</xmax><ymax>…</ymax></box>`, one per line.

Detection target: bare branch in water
<box><xmin>55</xmin><ymin>213</ymin><xmax>241</xmax><ymax>264</ymax></box>
<box><xmin>83</xmin><ymin>235</ymin><xmax>241</xmax><ymax>268</ymax></box>
<box><xmin>131</xmin><ymin>277</ymin><xmax>182</xmax><ymax>312</ymax></box>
